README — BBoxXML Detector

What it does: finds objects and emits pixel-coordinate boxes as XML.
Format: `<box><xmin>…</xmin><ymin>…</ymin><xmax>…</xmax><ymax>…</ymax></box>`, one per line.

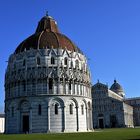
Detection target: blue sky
<box><xmin>0</xmin><ymin>0</ymin><xmax>140</xmax><ymax>112</ymax></box>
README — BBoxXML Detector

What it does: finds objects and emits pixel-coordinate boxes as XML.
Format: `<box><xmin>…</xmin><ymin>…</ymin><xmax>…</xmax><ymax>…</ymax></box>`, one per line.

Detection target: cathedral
<box><xmin>4</xmin><ymin>13</ymin><xmax>140</xmax><ymax>134</ymax></box>
<box><xmin>92</xmin><ymin>80</ymin><xmax>134</xmax><ymax>128</ymax></box>
<box><xmin>4</xmin><ymin>14</ymin><xmax>92</xmax><ymax>133</ymax></box>
<box><xmin>92</xmin><ymin>79</ymin><xmax>140</xmax><ymax>129</ymax></box>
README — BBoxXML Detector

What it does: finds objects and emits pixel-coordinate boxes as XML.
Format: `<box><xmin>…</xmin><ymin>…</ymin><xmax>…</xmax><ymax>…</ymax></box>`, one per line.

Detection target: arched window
<box><xmin>55</xmin><ymin>104</ymin><xmax>58</xmax><ymax>115</ymax></box>
<box><xmin>88</xmin><ymin>102</ymin><xmax>91</xmax><ymax>110</ymax></box>
<box><xmin>23</xmin><ymin>59</ymin><xmax>26</xmax><ymax>66</ymax></box>
<box><xmin>23</xmin><ymin>80</ymin><xmax>26</xmax><ymax>91</ymax></box>
<box><xmin>64</xmin><ymin>57</ymin><xmax>68</xmax><ymax>65</ymax></box>
<box><xmin>81</xmin><ymin>105</ymin><xmax>84</xmax><ymax>115</ymax></box>
<box><xmin>69</xmin><ymin>81</ymin><xmax>71</xmax><ymax>91</ymax></box>
<box><xmin>75</xmin><ymin>60</ymin><xmax>79</xmax><ymax>68</ymax></box>
<box><xmin>80</xmin><ymin>84</ymin><xmax>82</xmax><ymax>95</ymax></box>
<box><xmin>11</xmin><ymin>107</ymin><xmax>14</xmax><ymax>117</ymax></box>
<box><xmin>51</xmin><ymin>57</ymin><xmax>55</xmax><ymax>64</ymax></box>
<box><xmin>37</xmin><ymin>57</ymin><xmax>40</xmax><ymax>65</ymax></box>
<box><xmin>38</xmin><ymin>104</ymin><xmax>42</xmax><ymax>115</ymax></box>
<box><xmin>18</xmin><ymin>81</ymin><xmax>20</xmax><ymax>93</ymax></box>
<box><xmin>69</xmin><ymin>104</ymin><xmax>73</xmax><ymax>114</ymax></box>
<box><xmin>70</xmin><ymin>61</ymin><xmax>73</xmax><ymax>68</ymax></box>
<box><xmin>49</xmin><ymin>78</ymin><xmax>53</xmax><ymax>90</ymax></box>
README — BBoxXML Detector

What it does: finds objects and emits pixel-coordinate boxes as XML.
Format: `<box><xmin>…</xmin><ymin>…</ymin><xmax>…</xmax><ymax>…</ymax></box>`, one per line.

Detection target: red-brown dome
<box><xmin>15</xmin><ymin>15</ymin><xmax>82</xmax><ymax>54</ymax></box>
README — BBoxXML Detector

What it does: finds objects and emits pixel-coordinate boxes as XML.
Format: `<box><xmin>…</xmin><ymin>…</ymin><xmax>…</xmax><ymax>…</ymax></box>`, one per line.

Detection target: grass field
<box><xmin>0</xmin><ymin>128</ymin><xmax>140</xmax><ymax>140</ymax></box>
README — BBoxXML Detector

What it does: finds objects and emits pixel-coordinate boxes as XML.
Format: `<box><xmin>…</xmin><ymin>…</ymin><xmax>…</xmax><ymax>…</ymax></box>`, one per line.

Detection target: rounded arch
<box><xmin>18</xmin><ymin>99</ymin><xmax>31</xmax><ymax>111</ymax></box>
<box><xmin>88</xmin><ymin>101</ymin><xmax>92</xmax><ymax>110</ymax></box>
<box><xmin>68</xmin><ymin>97</ymin><xmax>78</xmax><ymax>108</ymax></box>
<box><xmin>65</xmin><ymin>98</ymin><xmax>78</xmax><ymax>132</ymax></box>
<box><xmin>81</xmin><ymin>99</ymin><xmax>87</xmax><ymax>109</ymax></box>
<box><xmin>49</xmin><ymin>97</ymin><xmax>64</xmax><ymax>132</ymax></box>
<box><xmin>48</xmin><ymin>97</ymin><xmax>65</xmax><ymax>107</ymax></box>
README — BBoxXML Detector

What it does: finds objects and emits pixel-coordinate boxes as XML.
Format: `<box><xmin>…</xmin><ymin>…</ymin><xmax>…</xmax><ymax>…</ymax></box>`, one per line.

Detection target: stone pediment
<box><xmin>92</xmin><ymin>82</ymin><xmax>108</xmax><ymax>91</ymax></box>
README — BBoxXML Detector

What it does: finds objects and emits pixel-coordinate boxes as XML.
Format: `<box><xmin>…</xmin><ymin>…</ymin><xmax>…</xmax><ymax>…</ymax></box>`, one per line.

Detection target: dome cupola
<box><xmin>35</xmin><ymin>12</ymin><xmax>60</xmax><ymax>33</ymax></box>
<box><xmin>110</xmin><ymin>80</ymin><xmax>125</xmax><ymax>97</ymax></box>
<box><xmin>15</xmin><ymin>13</ymin><xmax>82</xmax><ymax>54</ymax></box>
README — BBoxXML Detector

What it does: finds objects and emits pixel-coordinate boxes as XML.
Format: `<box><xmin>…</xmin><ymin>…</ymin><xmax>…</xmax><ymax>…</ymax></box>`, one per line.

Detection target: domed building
<box><xmin>4</xmin><ymin>14</ymin><xmax>92</xmax><ymax>133</ymax></box>
<box><xmin>92</xmin><ymin>80</ymin><xmax>134</xmax><ymax>128</ymax></box>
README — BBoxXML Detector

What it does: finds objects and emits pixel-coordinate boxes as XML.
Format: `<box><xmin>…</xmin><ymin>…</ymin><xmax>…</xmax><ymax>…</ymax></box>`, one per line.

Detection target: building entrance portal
<box><xmin>110</xmin><ymin>115</ymin><xmax>117</xmax><ymax>128</ymax></box>
<box><xmin>98</xmin><ymin>114</ymin><xmax>104</xmax><ymax>128</ymax></box>
<box><xmin>22</xmin><ymin>115</ymin><xmax>29</xmax><ymax>133</ymax></box>
<box><xmin>99</xmin><ymin>118</ymin><xmax>104</xmax><ymax>128</ymax></box>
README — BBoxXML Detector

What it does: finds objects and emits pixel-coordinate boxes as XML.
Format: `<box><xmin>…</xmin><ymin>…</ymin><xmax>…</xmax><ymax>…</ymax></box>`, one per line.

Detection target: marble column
<box><xmin>63</xmin><ymin>79</ymin><xmax>66</xmax><ymax>94</ymax></box>
<box><xmin>88</xmin><ymin>108</ymin><xmax>93</xmax><ymax>130</ymax></box>
<box><xmin>63</xmin><ymin>106</ymin><xmax>66</xmax><ymax>132</ymax></box>
<box><xmin>47</xmin><ymin>105</ymin><xmax>50</xmax><ymax>132</ymax></box>
<box><xmin>47</xmin><ymin>78</ymin><xmax>49</xmax><ymax>94</ymax></box>
<box><xmin>16</xmin><ymin>108</ymin><xmax>20</xmax><ymax>133</ymax></box>
<box><xmin>76</xmin><ymin>106</ymin><xmax>79</xmax><ymax>131</ymax></box>
<box><xmin>29</xmin><ymin>107</ymin><xmax>32</xmax><ymax>133</ymax></box>
<box><xmin>86</xmin><ymin>107</ymin><xmax>88</xmax><ymax>131</ymax></box>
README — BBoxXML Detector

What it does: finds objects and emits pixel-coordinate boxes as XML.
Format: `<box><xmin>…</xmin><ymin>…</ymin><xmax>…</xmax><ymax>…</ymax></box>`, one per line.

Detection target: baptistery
<box><xmin>5</xmin><ymin>13</ymin><xmax>92</xmax><ymax>133</ymax></box>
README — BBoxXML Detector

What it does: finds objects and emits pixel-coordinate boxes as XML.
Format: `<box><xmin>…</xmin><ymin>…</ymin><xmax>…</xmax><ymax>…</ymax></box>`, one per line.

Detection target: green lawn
<box><xmin>0</xmin><ymin>128</ymin><xmax>140</xmax><ymax>140</ymax></box>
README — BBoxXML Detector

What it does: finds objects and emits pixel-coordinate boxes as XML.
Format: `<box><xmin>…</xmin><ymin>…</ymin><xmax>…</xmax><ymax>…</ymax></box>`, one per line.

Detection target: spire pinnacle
<box><xmin>46</xmin><ymin>11</ymin><xmax>49</xmax><ymax>17</ymax></box>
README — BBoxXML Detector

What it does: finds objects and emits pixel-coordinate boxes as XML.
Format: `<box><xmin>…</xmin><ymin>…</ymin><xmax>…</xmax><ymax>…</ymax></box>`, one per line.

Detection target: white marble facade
<box><xmin>92</xmin><ymin>81</ymin><xmax>134</xmax><ymax>129</ymax></box>
<box><xmin>4</xmin><ymin>15</ymin><xmax>92</xmax><ymax>134</ymax></box>
<box><xmin>125</xmin><ymin>98</ymin><xmax>140</xmax><ymax>126</ymax></box>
